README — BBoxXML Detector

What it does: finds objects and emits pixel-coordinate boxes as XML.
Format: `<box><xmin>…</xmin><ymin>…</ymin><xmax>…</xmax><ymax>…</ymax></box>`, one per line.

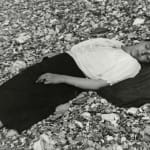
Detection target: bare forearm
<box><xmin>36</xmin><ymin>73</ymin><xmax>109</xmax><ymax>90</ymax></box>
<box><xmin>61</xmin><ymin>75</ymin><xmax>108</xmax><ymax>90</ymax></box>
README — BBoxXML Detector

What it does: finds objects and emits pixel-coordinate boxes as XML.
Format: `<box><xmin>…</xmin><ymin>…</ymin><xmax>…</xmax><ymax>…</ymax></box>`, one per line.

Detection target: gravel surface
<box><xmin>0</xmin><ymin>0</ymin><xmax>150</xmax><ymax>149</ymax></box>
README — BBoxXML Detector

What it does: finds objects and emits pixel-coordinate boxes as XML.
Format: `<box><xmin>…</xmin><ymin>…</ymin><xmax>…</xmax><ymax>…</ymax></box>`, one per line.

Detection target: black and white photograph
<box><xmin>0</xmin><ymin>0</ymin><xmax>150</xmax><ymax>149</ymax></box>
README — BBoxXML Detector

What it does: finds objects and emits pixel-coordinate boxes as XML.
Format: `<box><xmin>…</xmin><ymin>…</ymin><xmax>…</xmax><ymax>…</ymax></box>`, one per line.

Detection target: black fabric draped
<box><xmin>0</xmin><ymin>53</ymin><xmax>85</xmax><ymax>132</ymax></box>
<box><xmin>0</xmin><ymin>52</ymin><xmax>150</xmax><ymax>132</ymax></box>
<box><xmin>99</xmin><ymin>63</ymin><xmax>150</xmax><ymax>107</ymax></box>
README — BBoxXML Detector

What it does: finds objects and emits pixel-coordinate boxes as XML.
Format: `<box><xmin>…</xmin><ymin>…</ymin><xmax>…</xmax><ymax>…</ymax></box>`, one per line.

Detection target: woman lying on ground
<box><xmin>0</xmin><ymin>37</ymin><xmax>150</xmax><ymax>134</ymax></box>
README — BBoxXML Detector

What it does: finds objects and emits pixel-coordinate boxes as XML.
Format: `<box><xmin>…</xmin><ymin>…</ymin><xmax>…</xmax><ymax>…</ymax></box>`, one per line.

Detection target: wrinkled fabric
<box><xmin>67</xmin><ymin>38</ymin><xmax>141</xmax><ymax>85</ymax></box>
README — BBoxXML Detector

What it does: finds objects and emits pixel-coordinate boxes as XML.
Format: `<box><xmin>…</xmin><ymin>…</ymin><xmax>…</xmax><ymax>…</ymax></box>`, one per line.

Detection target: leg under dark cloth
<box><xmin>0</xmin><ymin>53</ymin><xmax>85</xmax><ymax>132</ymax></box>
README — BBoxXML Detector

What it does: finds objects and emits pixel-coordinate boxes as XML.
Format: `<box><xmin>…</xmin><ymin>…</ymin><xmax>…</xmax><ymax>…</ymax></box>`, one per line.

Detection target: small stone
<box><xmin>14</xmin><ymin>0</ymin><xmax>24</xmax><ymax>3</ymax></box>
<box><xmin>15</xmin><ymin>33</ymin><xmax>31</xmax><ymax>44</ymax></box>
<box><xmin>72</xmin><ymin>95</ymin><xmax>88</xmax><ymax>105</ymax></box>
<box><xmin>132</xmin><ymin>127</ymin><xmax>140</xmax><ymax>133</ymax></box>
<box><xmin>141</xmin><ymin>116</ymin><xmax>150</xmax><ymax>120</ymax></box>
<box><xmin>106</xmin><ymin>135</ymin><xmax>114</xmax><ymax>141</ymax></box>
<box><xmin>55</xmin><ymin>25</ymin><xmax>63</xmax><ymax>33</ymax></box>
<box><xmin>33</xmin><ymin>140</ymin><xmax>42</xmax><ymax>150</ymax></box>
<box><xmin>50</xmin><ymin>19</ymin><xmax>59</xmax><ymax>25</ymax></box>
<box><xmin>144</xmin><ymin>125</ymin><xmax>150</xmax><ymax>136</ymax></box>
<box><xmin>113</xmin><ymin>144</ymin><xmax>123</xmax><ymax>150</ymax></box>
<box><xmin>87</xmin><ymin>140</ymin><xmax>95</xmax><ymax>147</ymax></box>
<box><xmin>41</xmin><ymin>49</ymin><xmax>50</xmax><ymax>55</ymax></box>
<box><xmin>101</xmin><ymin>113</ymin><xmax>119</xmax><ymax>127</ymax></box>
<box><xmin>81</xmin><ymin>112</ymin><xmax>91</xmax><ymax>120</ymax></box>
<box><xmin>0</xmin><ymin>14</ymin><xmax>6</xmax><ymax>22</ymax></box>
<box><xmin>91</xmin><ymin>103</ymin><xmax>99</xmax><ymax>108</ymax></box>
<box><xmin>68</xmin><ymin>123</ymin><xmax>76</xmax><ymax>129</ymax></box>
<box><xmin>126</xmin><ymin>107</ymin><xmax>138</xmax><ymax>115</ymax></box>
<box><xmin>3</xmin><ymin>20</ymin><xmax>9</xmax><ymax>25</ymax></box>
<box><xmin>101</xmin><ymin>147</ymin><xmax>107</xmax><ymax>150</ymax></box>
<box><xmin>0</xmin><ymin>121</ymin><xmax>3</xmax><ymax>128</ymax></box>
<box><xmin>87</xmin><ymin>97</ymin><xmax>95</xmax><ymax>104</ymax></box>
<box><xmin>6</xmin><ymin>130</ymin><xmax>18</xmax><ymax>138</ymax></box>
<box><xmin>76</xmin><ymin>92</ymin><xmax>87</xmax><ymax>99</ymax></box>
<box><xmin>120</xmin><ymin>137</ymin><xmax>126</xmax><ymax>143</ymax></box>
<box><xmin>74</xmin><ymin>120</ymin><xmax>84</xmax><ymax>128</ymax></box>
<box><xmin>39</xmin><ymin>134</ymin><xmax>56</xmax><ymax>150</ymax></box>
<box><xmin>45</xmin><ymin>29</ymin><xmax>56</xmax><ymax>40</ymax></box>
<box><xmin>133</xmin><ymin>18</ymin><xmax>145</xmax><ymax>26</ymax></box>
<box><xmin>55</xmin><ymin>103</ymin><xmax>70</xmax><ymax>115</ymax></box>
<box><xmin>64</xmin><ymin>33</ymin><xmax>74</xmax><ymax>41</ymax></box>
<box><xmin>60</xmin><ymin>138</ymin><xmax>67</xmax><ymax>145</ymax></box>
<box><xmin>141</xmin><ymin>104</ymin><xmax>150</xmax><ymax>112</ymax></box>
<box><xmin>100</xmin><ymin>98</ymin><xmax>108</xmax><ymax>104</ymax></box>
<box><xmin>45</xmin><ymin>34</ymin><xmax>54</xmax><ymax>41</ymax></box>
<box><xmin>10</xmin><ymin>60</ymin><xmax>26</xmax><ymax>74</ymax></box>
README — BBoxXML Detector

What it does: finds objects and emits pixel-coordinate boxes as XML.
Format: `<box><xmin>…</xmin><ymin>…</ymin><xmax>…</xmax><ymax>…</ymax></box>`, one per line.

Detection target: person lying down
<box><xmin>0</xmin><ymin>37</ymin><xmax>150</xmax><ymax>133</ymax></box>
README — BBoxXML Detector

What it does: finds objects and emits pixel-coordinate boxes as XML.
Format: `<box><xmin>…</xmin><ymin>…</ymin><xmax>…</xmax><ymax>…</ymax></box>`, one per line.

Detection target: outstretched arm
<box><xmin>36</xmin><ymin>73</ymin><xmax>109</xmax><ymax>90</ymax></box>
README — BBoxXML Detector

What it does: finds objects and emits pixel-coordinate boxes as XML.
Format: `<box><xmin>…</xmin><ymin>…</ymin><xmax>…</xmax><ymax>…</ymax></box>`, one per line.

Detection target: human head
<box><xmin>128</xmin><ymin>40</ymin><xmax>150</xmax><ymax>63</ymax></box>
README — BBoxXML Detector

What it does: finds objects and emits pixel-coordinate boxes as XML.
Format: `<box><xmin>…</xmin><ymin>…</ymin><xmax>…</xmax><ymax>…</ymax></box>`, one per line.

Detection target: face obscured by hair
<box><xmin>131</xmin><ymin>41</ymin><xmax>150</xmax><ymax>63</ymax></box>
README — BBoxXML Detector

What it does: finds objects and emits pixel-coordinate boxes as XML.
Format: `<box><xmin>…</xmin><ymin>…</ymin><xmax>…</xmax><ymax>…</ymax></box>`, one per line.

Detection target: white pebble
<box><xmin>15</xmin><ymin>33</ymin><xmax>31</xmax><ymax>44</ymax></box>
<box><xmin>100</xmin><ymin>98</ymin><xmax>108</xmax><ymax>104</ymax></box>
<box><xmin>74</xmin><ymin>120</ymin><xmax>84</xmax><ymax>128</ymax></box>
<box><xmin>81</xmin><ymin>112</ymin><xmax>91</xmax><ymax>120</ymax></box>
<box><xmin>126</xmin><ymin>107</ymin><xmax>138</xmax><ymax>115</ymax></box>
<box><xmin>33</xmin><ymin>141</ymin><xmax>42</xmax><ymax>150</ymax></box>
<box><xmin>101</xmin><ymin>113</ymin><xmax>120</xmax><ymax>127</ymax></box>
<box><xmin>106</xmin><ymin>135</ymin><xmax>114</xmax><ymax>141</ymax></box>
<box><xmin>121</xmin><ymin>137</ymin><xmax>126</xmax><ymax>143</ymax></box>
<box><xmin>10</xmin><ymin>60</ymin><xmax>26</xmax><ymax>74</ymax></box>
<box><xmin>133</xmin><ymin>18</ymin><xmax>145</xmax><ymax>26</ymax></box>
<box><xmin>6</xmin><ymin>129</ymin><xmax>18</xmax><ymax>138</ymax></box>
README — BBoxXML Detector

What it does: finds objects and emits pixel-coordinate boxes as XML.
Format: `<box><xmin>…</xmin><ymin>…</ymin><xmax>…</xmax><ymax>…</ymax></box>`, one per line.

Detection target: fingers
<box><xmin>36</xmin><ymin>77</ymin><xmax>45</xmax><ymax>83</ymax></box>
<box><xmin>36</xmin><ymin>78</ymin><xmax>52</xmax><ymax>84</ymax></box>
<box><xmin>36</xmin><ymin>74</ymin><xmax>48</xmax><ymax>83</ymax></box>
<box><xmin>36</xmin><ymin>73</ymin><xmax>53</xmax><ymax>83</ymax></box>
<box><xmin>35</xmin><ymin>73</ymin><xmax>58</xmax><ymax>84</ymax></box>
